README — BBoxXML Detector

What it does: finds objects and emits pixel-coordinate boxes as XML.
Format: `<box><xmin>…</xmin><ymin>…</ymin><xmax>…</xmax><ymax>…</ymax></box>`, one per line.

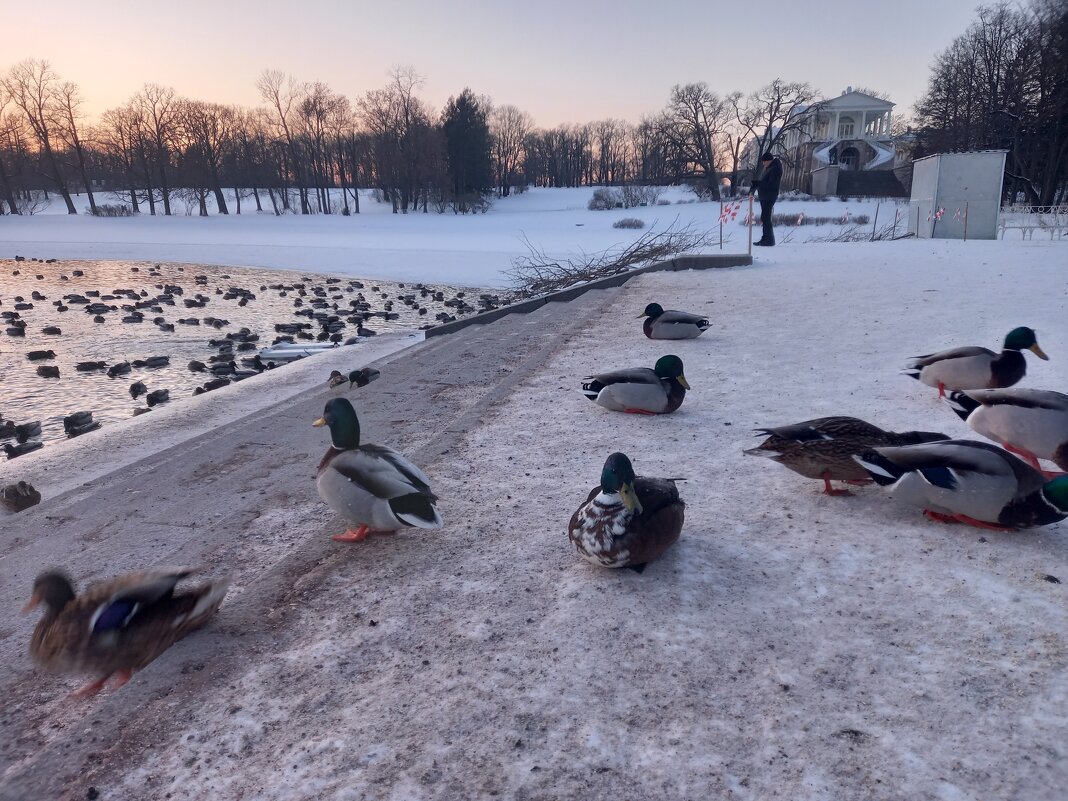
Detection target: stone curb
<box><xmin>426</xmin><ymin>253</ymin><xmax>751</xmax><ymax>338</ymax></box>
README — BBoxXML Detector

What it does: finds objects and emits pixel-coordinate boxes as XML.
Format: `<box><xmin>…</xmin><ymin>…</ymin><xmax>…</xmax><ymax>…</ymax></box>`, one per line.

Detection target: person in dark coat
<box><xmin>750</xmin><ymin>152</ymin><xmax>783</xmax><ymax>246</ymax></box>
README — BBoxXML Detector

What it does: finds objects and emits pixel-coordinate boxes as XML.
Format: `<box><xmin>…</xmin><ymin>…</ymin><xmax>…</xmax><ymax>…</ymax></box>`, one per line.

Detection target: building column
<box><xmin>833</xmin><ymin>111</ymin><xmax>840</xmax><ymax>140</ymax></box>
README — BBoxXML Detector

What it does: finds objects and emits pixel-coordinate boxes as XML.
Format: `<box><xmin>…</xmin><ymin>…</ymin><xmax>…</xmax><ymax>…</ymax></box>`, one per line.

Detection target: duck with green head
<box><xmin>903</xmin><ymin>327</ymin><xmax>1048</xmax><ymax>397</ymax></box>
<box><xmin>581</xmin><ymin>355</ymin><xmax>689</xmax><ymax>414</ymax></box>
<box><xmin>639</xmin><ymin>303</ymin><xmax>711</xmax><ymax>340</ymax></box>
<box><xmin>855</xmin><ymin>439</ymin><xmax>1068</xmax><ymax>530</ymax></box>
<box><xmin>314</xmin><ymin>397</ymin><xmax>442</xmax><ymax>542</ymax></box>
<box><xmin>568</xmin><ymin>452</ymin><xmax>685</xmax><ymax>572</ymax></box>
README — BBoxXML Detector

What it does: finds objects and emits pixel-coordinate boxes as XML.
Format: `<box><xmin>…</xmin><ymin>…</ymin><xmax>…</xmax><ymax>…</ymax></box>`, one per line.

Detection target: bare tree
<box><xmin>658</xmin><ymin>83</ymin><xmax>729</xmax><ymax>195</ymax></box>
<box><xmin>180</xmin><ymin>99</ymin><xmax>236</xmax><ymax>214</ymax></box>
<box><xmin>98</xmin><ymin>104</ymin><xmax>141</xmax><ymax>212</ymax></box>
<box><xmin>54</xmin><ymin>81</ymin><xmax>98</xmax><ymax>214</ymax></box>
<box><xmin>2</xmin><ymin>59</ymin><xmax>77</xmax><ymax>213</ymax></box>
<box><xmin>489</xmin><ymin>104</ymin><xmax>532</xmax><ymax>196</ymax></box>
<box><xmin>258</xmin><ymin>69</ymin><xmax>311</xmax><ymax>213</ymax></box>
<box><xmin>133</xmin><ymin>84</ymin><xmax>178</xmax><ymax>215</ymax></box>
<box><xmin>0</xmin><ymin>84</ymin><xmax>24</xmax><ymax>214</ymax></box>
<box><xmin>729</xmin><ymin>79</ymin><xmax>822</xmax><ymax>189</ymax></box>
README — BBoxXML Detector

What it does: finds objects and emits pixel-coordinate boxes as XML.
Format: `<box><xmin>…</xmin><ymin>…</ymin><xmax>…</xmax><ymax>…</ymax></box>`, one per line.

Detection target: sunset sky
<box><xmin>9</xmin><ymin>0</ymin><xmax>979</xmax><ymax>125</ymax></box>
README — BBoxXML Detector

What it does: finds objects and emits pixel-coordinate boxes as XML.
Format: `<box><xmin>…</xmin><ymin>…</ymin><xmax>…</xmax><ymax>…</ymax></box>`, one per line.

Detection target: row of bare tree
<box><xmin>0</xmin><ymin>58</ymin><xmax>821</xmax><ymax>216</ymax></box>
<box><xmin>914</xmin><ymin>0</ymin><xmax>1068</xmax><ymax>204</ymax></box>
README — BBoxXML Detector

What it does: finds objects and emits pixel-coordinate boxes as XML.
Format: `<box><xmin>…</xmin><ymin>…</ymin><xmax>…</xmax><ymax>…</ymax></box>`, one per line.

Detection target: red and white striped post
<box><xmin>747</xmin><ymin>195</ymin><xmax>754</xmax><ymax>256</ymax></box>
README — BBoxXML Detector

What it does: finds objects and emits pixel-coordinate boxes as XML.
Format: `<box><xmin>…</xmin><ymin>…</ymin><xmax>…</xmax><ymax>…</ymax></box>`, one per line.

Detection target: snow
<box><xmin>3</xmin><ymin>191</ymin><xmax>1067</xmax><ymax>799</ymax></box>
<box><xmin>1</xmin><ymin>188</ymin><xmax>907</xmax><ymax>287</ymax></box>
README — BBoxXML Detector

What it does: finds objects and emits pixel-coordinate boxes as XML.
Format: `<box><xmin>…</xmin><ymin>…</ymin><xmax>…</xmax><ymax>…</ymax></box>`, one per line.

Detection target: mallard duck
<box><xmin>23</xmin><ymin>568</ymin><xmax>229</xmax><ymax>697</ymax></box>
<box><xmin>638</xmin><ymin>303</ymin><xmax>710</xmax><ymax>340</ymax></box>
<box><xmin>1</xmin><ymin>480</ymin><xmax>41</xmax><ymax>512</ymax></box>
<box><xmin>854</xmin><ymin>439</ymin><xmax>1068</xmax><ymax>530</ymax></box>
<box><xmin>146</xmin><ymin>389</ymin><xmax>170</xmax><ymax>407</ymax></box>
<box><xmin>581</xmin><ymin>355</ymin><xmax>689</xmax><ymax>414</ymax></box>
<box><xmin>129</xmin><ymin>381</ymin><xmax>148</xmax><ymax>399</ymax></box>
<box><xmin>328</xmin><ymin>367</ymin><xmax>380</xmax><ymax>389</ymax></box>
<box><xmin>903</xmin><ymin>327</ymin><xmax>1048</xmax><ymax>396</ymax></box>
<box><xmin>568</xmin><ymin>452</ymin><xmax>684</xmax><ymax>572</ymax></box>
<box><xmin>744</xmin><ymin>416</ymin><xmax>950</xmax><ymax>495</ymax></box>
<box><xmin>313</xmin><ymin>398</ymin><xmax>442</xmax><ymax>542</ymax></box>
<box><xmin>4</xmin><ymin>441</ymin><xmax>42</xmax><ymax>459</ymax></box>
<box><xmin>946</xmin><ymin>389</ymin><xmax>1068</xmax><ymax>474</ymax></box>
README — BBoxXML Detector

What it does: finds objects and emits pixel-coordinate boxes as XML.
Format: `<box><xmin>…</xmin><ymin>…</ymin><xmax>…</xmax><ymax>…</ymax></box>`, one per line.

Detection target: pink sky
<box><xmin>8</xmin><ymin>0</ymin><xmax>980</xmax><ymax>126</ymax></box>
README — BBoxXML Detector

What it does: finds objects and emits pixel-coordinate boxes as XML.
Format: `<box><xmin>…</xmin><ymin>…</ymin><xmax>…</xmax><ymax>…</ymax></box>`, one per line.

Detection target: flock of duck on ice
<box><xmin>13</xmin><ymin>295</ymin><xmax>1068</xmax><ymax>698</ymax></box>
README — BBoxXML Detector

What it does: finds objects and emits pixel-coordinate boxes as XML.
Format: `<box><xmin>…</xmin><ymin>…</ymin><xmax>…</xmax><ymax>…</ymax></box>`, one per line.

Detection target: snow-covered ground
<box><xmin>3</xmin><ymin>191</ymin><xmax>1067</xmax><ymax>799</ymax></box>
<box><xmin>2</xmin><ymin>188</ymin><xmax>908</xmax><ymax>287</ymax></box>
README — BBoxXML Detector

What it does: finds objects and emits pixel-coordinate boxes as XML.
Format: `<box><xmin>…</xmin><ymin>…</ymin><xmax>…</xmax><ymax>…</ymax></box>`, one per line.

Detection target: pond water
<box><xmin>0</xmin><ymin>259</ymin><xmax>496</xmax><ymax>456</ymax></box>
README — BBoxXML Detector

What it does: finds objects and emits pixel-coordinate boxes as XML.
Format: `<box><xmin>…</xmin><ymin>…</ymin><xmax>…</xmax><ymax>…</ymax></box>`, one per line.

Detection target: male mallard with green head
<box><xmin>568</xmin><ymin>452</ymin><xmax>684</xmax><ymax>572</ymax></box>
<box><xmin>581</xmin><ymin>355</ymin><xmax>689</xmax><ymax>414</ymax></box>
<box><xmin>744</xmin><ymin>416</ymin><xmax>949</xmax><ymax>495</ymax></box>
<box><xmin>638</xmin><ymin>303</ymin><xmax>710</xmax><ymax>340</ymax></box>
<box><xmin>23</xmin><ymin>568</ymin><xmax>229</xmax><ymax>697</ymax></box>
<box><xmin>855</xmin><ymin>439</ymin><xmax>1068</xmax><ymax>530</ymax></box>
<box><xmin>314</xmin><ymin>398</ymin><xmax>442</xmax><ymax>542</ymax></box>
<box><xmin>903</xmin><ymin>327</ymin><xmax>1048</xmax><ymax>397</ymax></box>
<box><xmin>946</xmin><ymin>388</ymin><xmax>1068</xmax><ymax>475</ymax></box>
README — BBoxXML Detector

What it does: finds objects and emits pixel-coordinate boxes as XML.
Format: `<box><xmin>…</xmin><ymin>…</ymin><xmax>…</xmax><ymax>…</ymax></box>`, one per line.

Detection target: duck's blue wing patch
<box><xmin>91</xmin><ymin>599</ymin><xmax>138</xmax><ymax>633</ymax></box>
<box><xmin>919</xmin><ymin>466</ymin><xmax>958</xmax><ymax>490</ymax></box>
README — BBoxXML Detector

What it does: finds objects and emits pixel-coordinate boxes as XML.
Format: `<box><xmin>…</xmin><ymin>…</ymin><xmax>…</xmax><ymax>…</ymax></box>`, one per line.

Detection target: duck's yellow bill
<box><xmin>21</xmin><ymin>595</ymin><xmax>40</xmax><ymax>614</ymax></box>
<box><xmin>620</xmin><ymin>482</ymin><xmax>643</xmax><ymax>515</ymax></box>
<box><xmin>637</xmin><ymin>312</ymin><xmax>648</xmax><ymax>318</ymax></box>
<box><xmin>312</xmin><ymin>417</ymin><xmax>327</xmax><ymax>427</ymax></box>
<box><xmin>678</xmin><ymin>375</ymin><xmax>691</xmax><ymax>390</ymax></box>
<box><xmin>1030</xmin><ymin>343</ymin><xmax>1049</xmax><ymax>360</ymax></box>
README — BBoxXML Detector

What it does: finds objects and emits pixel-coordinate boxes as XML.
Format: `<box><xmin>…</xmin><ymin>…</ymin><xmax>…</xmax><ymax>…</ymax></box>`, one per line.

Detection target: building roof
<box><xmin>822</xmin><ymin>90</ymin><xmax>895</xmax><ymax>110</ymax></box>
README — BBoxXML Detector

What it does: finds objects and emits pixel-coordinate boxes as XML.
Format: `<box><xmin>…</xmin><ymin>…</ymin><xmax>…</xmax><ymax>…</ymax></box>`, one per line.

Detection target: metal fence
<box><xmin>998</xmin><ymin>205</ymin><xmax>1068</xmax><ymax>239</ymax></box>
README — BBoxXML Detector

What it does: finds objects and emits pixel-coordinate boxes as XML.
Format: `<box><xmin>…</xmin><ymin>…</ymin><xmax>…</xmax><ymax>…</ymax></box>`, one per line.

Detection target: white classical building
<box><xmin>746</xmin><ymin>88</ymin><xmax>908</xmax><ymax>197</ymax></box>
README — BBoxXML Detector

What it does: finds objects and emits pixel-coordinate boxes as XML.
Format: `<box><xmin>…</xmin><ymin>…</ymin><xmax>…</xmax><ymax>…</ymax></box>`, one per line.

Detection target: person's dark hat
<box><xmin>760</xmin><ymin>151</ymin><xmax>774</xmax><ymax>162</ymax></box>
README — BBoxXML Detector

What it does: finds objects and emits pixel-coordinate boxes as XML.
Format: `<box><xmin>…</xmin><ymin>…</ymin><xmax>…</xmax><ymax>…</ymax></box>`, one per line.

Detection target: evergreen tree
<box><xmin>441</xmin><ymin>89</ymin><xmax>492</xmax><ymax>212</ymax></box>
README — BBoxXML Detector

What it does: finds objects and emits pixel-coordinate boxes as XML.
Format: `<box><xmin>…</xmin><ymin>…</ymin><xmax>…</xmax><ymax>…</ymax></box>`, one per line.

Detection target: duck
<box><xmin>76</xmin><ymin>361</ymin><xmax>107</xmax><ymax>372</ymax></box>
<box><xmin>4</xmin><ymin>441</ymin><xmax>43</xmax><ymax>459</ymax></box>
<box><xmin>146</xmin><ymin>389</ymin><xmax>170</xmax><ymax>407</ymax></box>
<box><xmin>581</xmin><ymin>355</ymin><xmax>689</xmax><ymax>414</ymax></box>
<box><xmin>330</xmin><ymin>367</ymin><xmax>381</xmax><ymax>389</ymax></box>
<box><xmin>903</xmin><ymin>327</ymin><xmax>1048</xmax><ymax>396</ymax></box>
<box><xmin>1</xmin><ymin>480</ymin><xmax>41</xmax><ymax>512</ymax></box>
<box><xmin>568</xmin><ymin>452</ymin><xmax>685</xmax><ymax>572</ymax></box>
<box><xmin>638</xmin><ymin>303</ymin><xmax>710</xmax><ymax>340</ymax></box>
<box><xmin>36</xmin><ymin>365</ymin><xmax>60</xmax><ymax>378</ymax></box>
<box><xmin>107</xmin><ymin>361</ymin><xmax>131</xmax><ymax>377</ymax></box>
<box><xmin>313</xmin><ymin>398</ymin><xmax>442</xmax><ymax>542</ymax></box>
<box><xmin>744</xmin><ymin>416</ymin><xmax>950</xmax><ymax>495</ymax></box>
<box><xmin>130</xmin><ymin>381</ymin><xmax>147</xmax><ymax>399</ymax></box>
<box><xmin>946</xmin><ymin>389</ymin><xmax>1068</xmax><ymax>474</ymax></box>
<box><xmin>22</xmin><ymin>568</ymin><xmax>229</xmax><ymax>697</ymax></box>
<box><xmin>854</xmin><ymin>439</ymin><xmax>1068</xmax><ymax>530</ymax></box>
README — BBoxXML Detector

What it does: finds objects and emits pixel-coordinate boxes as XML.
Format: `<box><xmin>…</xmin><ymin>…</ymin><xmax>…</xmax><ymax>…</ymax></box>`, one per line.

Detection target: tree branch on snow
<box><xmin>505</xmin><ymin>218</ymin><xmax>721</xmax><ymax>297</ymax></box>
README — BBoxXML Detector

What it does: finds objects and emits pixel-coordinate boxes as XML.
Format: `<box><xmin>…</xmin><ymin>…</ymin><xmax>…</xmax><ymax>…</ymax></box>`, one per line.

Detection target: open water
<box><xmin>0</xmin><ymin>258</ymin><xmax>494</xmax><ymax>454</ymax></box>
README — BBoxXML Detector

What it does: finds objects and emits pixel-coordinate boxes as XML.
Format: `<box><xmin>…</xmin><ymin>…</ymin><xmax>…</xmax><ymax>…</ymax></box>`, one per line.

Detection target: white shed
<box><xmin>908</xmin><ymin>151</ymin><xmax>1007</xmax><ymax>240</ymax></box>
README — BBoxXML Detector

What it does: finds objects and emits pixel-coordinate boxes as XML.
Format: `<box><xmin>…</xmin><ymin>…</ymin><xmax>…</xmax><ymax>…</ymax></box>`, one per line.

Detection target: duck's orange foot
<box><xmin>951</xmin><ymin>513</ymin><xmax>1013</xmax><ymax>532</ymax></box>
<box><xmin>69</xmin><ymin>675</ymin><xmax>110</xmax><ymax>699</ymax></box>
<box><xmin>332</xmin><ymin>525</ymin><xmax>371</xmax><ymax>543</ymax></box>
<box><xmin>821</xmin><ymin>476</ymin><xmax>853</xmax><ymax>496</ymax></box>
<box><xmin>111</xmin><ymin>668</ymin><xmax>133</xmax><ymax>690</ymax></box>
<box><xmin>622</xmin><ymin>408</ymin><xmax>658</xmax><ymax>415</ymax></box>
<box><xmin>923</xmin><ymin>509</ymin><xmax>957</xmax><ymax>524</ymax></box>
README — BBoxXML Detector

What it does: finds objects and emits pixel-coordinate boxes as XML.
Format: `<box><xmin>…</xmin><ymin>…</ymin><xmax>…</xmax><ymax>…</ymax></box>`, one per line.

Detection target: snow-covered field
<box><xmin>3</xmin><ymin>190</ymin><xmax>1067</xmax><ymax>799</ymax></box>
<box><xmin>2</xmin><ymin>187</ymin><xmax>908</xmax><ymax>287</ymax></box>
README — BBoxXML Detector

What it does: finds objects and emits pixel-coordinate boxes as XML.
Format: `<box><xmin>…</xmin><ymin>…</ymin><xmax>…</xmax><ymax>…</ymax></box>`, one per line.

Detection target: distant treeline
<box><xmin>1</xmin><ymin>0</ymin><xmax>1065</xmax><ymax>216</ymax></box>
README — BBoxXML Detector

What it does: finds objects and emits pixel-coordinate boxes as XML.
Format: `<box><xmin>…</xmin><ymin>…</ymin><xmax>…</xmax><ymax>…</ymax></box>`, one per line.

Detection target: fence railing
<box><xmin>999</xmin><ymin>205</ymin><xmax>1068</xmax><ymax>240</ymax></box>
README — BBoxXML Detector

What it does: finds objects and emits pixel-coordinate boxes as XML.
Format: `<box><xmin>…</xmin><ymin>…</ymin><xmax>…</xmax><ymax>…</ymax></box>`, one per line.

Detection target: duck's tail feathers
<box><xmin>696</xmin><ymin>319</ymin><xmax>711</xmax><ymax>331</ymax></box>
<box><xmin>900</xmin><ymin>367</ymin><xmax>922</xmax><ymax>380</ymax></box>
<box><xmin>189</xmin><ymin>576</ymin><xmax>231</xmax><ymax>622</ymax></box>
<box><xmin>580</xmin><ymin>379</ymin><xmax>603</xmax><ymax>401</ymax></box>
<box><xmin>853</xmin><ymin>450</ymin><xmax>904</xmax><ymax>486</ymax></box>
<box><xmin>944</xmin><ymin>391</ymin><xmax>980</xmax><ymax>421</ymax></box>
<box><xmin>391</xmin><ymin>494</ymin><xmax>444</xmax><ymax>529</ymax></box>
